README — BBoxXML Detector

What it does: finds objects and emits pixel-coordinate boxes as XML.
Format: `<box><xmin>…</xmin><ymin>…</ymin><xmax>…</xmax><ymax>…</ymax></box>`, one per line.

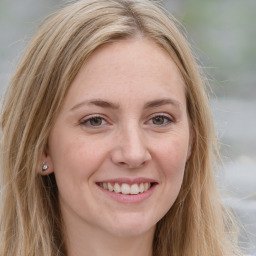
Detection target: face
<box><xmin>45</xmin><ymin>38</ymin><xmax>192</xmax><ymax>238</ymax></box>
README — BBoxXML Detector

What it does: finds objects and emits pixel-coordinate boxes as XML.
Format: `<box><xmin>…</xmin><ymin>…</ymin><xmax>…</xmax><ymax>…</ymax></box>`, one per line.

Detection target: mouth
<box><xmin>96</xmin><ymin>181</ymin><xmax>156</xmax><ymax>195</ymax></box>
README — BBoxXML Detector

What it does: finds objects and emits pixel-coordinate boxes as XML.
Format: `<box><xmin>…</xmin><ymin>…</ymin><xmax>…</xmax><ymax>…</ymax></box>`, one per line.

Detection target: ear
<box><xmin>40</xmin><ymin>147</ymin><xmax>54</xmax><ymax>176</ymax></box>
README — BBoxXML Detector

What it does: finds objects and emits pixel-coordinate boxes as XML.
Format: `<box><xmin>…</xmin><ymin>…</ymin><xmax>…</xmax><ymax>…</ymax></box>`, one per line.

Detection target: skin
<box><xmin>44</xmin><ymin>37</ymin><xmax>192</xmax><ymax>256</ymax></box>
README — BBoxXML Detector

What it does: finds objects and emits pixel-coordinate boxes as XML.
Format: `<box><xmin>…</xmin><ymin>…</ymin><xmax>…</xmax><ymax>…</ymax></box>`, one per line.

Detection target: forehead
<box><xmin>63</xmin><ymin>38</ymin><xmax>186</xmax><ymax>109</ymax></box>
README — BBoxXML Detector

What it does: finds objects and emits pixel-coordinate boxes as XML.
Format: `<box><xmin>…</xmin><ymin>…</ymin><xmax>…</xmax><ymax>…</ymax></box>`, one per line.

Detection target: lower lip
<box><xmin>97</xmin><ymin>184</ymin><xmax>156</xmax><ymax>204</ymax></box>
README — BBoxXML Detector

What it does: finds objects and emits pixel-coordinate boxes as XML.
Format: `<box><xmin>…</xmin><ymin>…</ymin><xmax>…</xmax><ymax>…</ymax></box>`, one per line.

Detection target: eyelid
<box><xmin>151</xmin><ymin>112</ymin><xmax>173</xmax><ymax>119</ymax></box>
<box><xmin>79</xmin><ymin>112</ymin><xmax>174</xmax><ymax>129</ymax></box>
<box><xmin>149</xmin><ymin>112</ymin><xmax>174</xmax><ymax>120</ymax></box>
<box><xmin>146</xmin><ymin>113</ymin><xmax>174</xmax><ymax>126</ymax></box>
<box><xmin>79</xmin><ymin>114</ymin><xmax>109</xmax><ymax>128</ymax></box>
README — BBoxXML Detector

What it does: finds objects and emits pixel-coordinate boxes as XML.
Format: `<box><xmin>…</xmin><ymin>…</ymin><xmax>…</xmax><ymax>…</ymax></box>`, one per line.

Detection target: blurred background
<box><xmin>0</xmin><ymin>0</ymin><xmax>255</xmax><ymax>254</ymax></box>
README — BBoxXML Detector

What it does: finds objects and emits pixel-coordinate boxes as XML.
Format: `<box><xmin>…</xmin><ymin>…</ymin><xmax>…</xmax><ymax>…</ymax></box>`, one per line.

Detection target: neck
<box><xmin>63</xmin><ymin>213</ymin><xmax>155</xmax><ymax>256</ymax></box>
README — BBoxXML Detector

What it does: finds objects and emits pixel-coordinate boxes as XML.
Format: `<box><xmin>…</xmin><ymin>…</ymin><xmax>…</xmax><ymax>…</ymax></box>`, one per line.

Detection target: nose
<box><xmin>110</xmin><ymin>124</ymin><xmax>151</xmax><ymax>169</ymax></box>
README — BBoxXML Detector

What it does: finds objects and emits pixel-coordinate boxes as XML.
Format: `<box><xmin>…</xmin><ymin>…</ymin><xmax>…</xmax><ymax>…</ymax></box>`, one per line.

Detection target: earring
<box><xmin>42</xmin><ymin>162</ymin><xmax>48</xmax><ymax>172</ymax></box>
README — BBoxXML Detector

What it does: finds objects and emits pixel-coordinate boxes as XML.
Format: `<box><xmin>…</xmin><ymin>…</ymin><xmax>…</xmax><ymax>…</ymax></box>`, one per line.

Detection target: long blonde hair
<box><xmin>0</xmin><ymin>0</ymin><xmax>239</xmax><ymax>255</ymax></box>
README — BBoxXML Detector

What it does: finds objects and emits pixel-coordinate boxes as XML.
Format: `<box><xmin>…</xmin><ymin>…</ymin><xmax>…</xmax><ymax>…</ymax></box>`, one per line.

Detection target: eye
<box><xmin>148</xmin><ymin>114</ymin><xmax>173</xmax><ymax>126</ymax></box>
<box><xmin>80</xmin><ymin>115</ymin><xmax>107</xmax><ymax>128</ymax></box>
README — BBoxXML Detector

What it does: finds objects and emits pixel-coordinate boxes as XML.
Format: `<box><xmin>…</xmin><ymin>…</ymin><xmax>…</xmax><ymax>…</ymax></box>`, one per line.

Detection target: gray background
<box><xmin>1</xmin><ymin>0</ymin><xmax>255</xmax><ymax>254</ymax></box>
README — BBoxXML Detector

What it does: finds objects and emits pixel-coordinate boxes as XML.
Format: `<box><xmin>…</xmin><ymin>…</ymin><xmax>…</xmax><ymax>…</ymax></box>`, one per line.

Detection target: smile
<box><xmin>97</xmin><ymin>182</ymin><xmax>152</xmax><ymax>195</ymax></box>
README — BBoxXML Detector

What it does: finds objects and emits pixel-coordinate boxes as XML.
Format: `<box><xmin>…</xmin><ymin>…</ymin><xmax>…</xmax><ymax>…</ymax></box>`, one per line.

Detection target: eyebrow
<box><xmin>144</xmin><ymin>98</ymin><xmax>181</xmax><ymax>109</ymax></box>
<box><xmin>70</xmin><ymin>98</ymin><xmax>181</xmax><ymax>111</ymax></box>
<box><xmin>70</xmin><ymin>99</ymin><xmax>120</xmax><ymax>111</ymax></box>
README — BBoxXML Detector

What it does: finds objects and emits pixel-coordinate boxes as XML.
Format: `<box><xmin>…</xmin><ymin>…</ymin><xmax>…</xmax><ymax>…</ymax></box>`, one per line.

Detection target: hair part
<box><xmin>0</xmin><ymin>0</ymin><xmax>240</xmax><ymax>255</ymax></box>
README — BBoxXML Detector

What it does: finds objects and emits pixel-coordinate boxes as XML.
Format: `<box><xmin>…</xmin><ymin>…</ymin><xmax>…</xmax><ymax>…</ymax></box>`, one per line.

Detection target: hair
<box><xmin>0</xmin><ymin>0</ymin><xmax>240</xmax><ymax>255</ymax></box>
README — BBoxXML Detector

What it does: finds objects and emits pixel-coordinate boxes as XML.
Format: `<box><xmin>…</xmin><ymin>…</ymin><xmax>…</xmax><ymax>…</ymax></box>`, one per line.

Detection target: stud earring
<box><xmin>42</xmin><ymin>162</ymin><xmax>48</xmax><ymax>172</ymax></box>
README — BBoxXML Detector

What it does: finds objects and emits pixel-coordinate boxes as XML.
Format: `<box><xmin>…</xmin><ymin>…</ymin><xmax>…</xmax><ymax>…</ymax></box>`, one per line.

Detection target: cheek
<box><xmin>49</xmin><ymin>132</ymin><xmax>111</xmax><ymax>184</ymax></box>
<box><xmin>155</xmin><ymin>134</ymin><xmax>189</xmax><ymax>171</ymax></box>
<box><xmin>145</xmin><ymin>136</ymin><xmax>188</xmax><ymax>222</ymax></box>
<box><xmin>153</xmin><ymin>133</ymin><xmax>189</xmax><ymax>199</ymax></box>
<box><xmin>48</xmin><ymin>135</ymin><xmax>101</xmax><ymax>209</ymax></box>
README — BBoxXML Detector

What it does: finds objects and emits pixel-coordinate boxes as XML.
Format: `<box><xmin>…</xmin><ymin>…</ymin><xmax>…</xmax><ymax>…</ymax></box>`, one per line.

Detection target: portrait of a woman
<box><xmin>0</xmin><ymin>0</ymin><xmax>241</xmax><ymax>255</ymax></box>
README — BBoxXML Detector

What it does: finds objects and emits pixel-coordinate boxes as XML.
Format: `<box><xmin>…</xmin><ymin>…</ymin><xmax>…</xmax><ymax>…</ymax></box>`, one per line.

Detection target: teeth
<box><xmin>144</xmin><ymin>182</ymin><xmax>149</xmax><ymax>191</ymax></box>
<box><xmin>130</xmin><ymin>184</ymin><xmax>139</xmax><ymax>194</ymax></box>
<box><xmin>99</xmin><ymin>182</ymin><xmax>152</xmax><ymax>195</ymax></box>
<box><xmin>107</xmin><ymin>182</ymin><xmax>114</xmax><ymax>192</ymax></box>
<box><xmin>139</xmin><ymin>183</ymin><xmax>144</xmax><ymax>193</ymax></box>
<box><xmin>114</xmin><ymin>183</ymin><xmax>121</xmax><ymax>193</ymax></box>
<box><xmin>121</xmin><ymin>183</ymin><xmax>130</xmax><ymax>194</ymax></box>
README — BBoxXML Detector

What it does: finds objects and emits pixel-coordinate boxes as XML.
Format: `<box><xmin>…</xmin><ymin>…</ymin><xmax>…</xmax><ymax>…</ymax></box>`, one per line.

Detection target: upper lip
<box><xmin>96</xmin><ymin>177</ymin><xmax>158</xmax><ymax>185</ymax></box>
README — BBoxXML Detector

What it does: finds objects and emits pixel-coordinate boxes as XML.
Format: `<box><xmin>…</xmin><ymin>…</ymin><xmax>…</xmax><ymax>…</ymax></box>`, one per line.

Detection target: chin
<box><xmin>105</xmin><ymin>213</ymin><xmax>157</xmax><ymax>238</ymax></box>
<box><xmin>110</xmin><ymin>225</ymin><xmax>155</xmax><ymax>238</ymax></box>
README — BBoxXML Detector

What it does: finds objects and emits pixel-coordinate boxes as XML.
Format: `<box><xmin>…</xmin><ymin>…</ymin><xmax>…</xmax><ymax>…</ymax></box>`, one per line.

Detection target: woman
<box><xmin>0</xmin><ymin>0</ymin><xmax>240</xmax><ymax>255</ymax></box>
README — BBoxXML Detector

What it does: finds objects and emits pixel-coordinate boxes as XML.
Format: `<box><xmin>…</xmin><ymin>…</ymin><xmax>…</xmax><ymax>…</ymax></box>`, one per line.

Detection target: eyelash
<box><xmin>148</xmin><ymin>114</ymin><xmax>173</xmax><ymax>126</ymax></box>
<box><xmin>79</xmin><ymin>115</ymin><xmax>108</xmax><ymax>129</ymax></box>
<box><xmin>79</xmin><ymin>113</ymin><xmax>173</xmax><ymax>129</ymax></box>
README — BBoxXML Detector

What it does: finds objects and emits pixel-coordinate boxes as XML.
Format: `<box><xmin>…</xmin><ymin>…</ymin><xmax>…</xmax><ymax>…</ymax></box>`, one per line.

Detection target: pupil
<box><xmin>153</xmin><ymin>116</ymin><xmax>164</xmax><ymax>125</ymax></box>
<box><xmin>90</xmin><ymin>118</ymin><xmax>102</xmax><ymax>126</ymax></box>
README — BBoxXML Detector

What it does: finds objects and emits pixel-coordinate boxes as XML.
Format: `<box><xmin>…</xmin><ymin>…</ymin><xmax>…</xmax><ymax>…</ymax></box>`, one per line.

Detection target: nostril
<box><xmin>118</xmin><ymin>161</ymin><xmax>127</xmax><ymax>166</ymax></box>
